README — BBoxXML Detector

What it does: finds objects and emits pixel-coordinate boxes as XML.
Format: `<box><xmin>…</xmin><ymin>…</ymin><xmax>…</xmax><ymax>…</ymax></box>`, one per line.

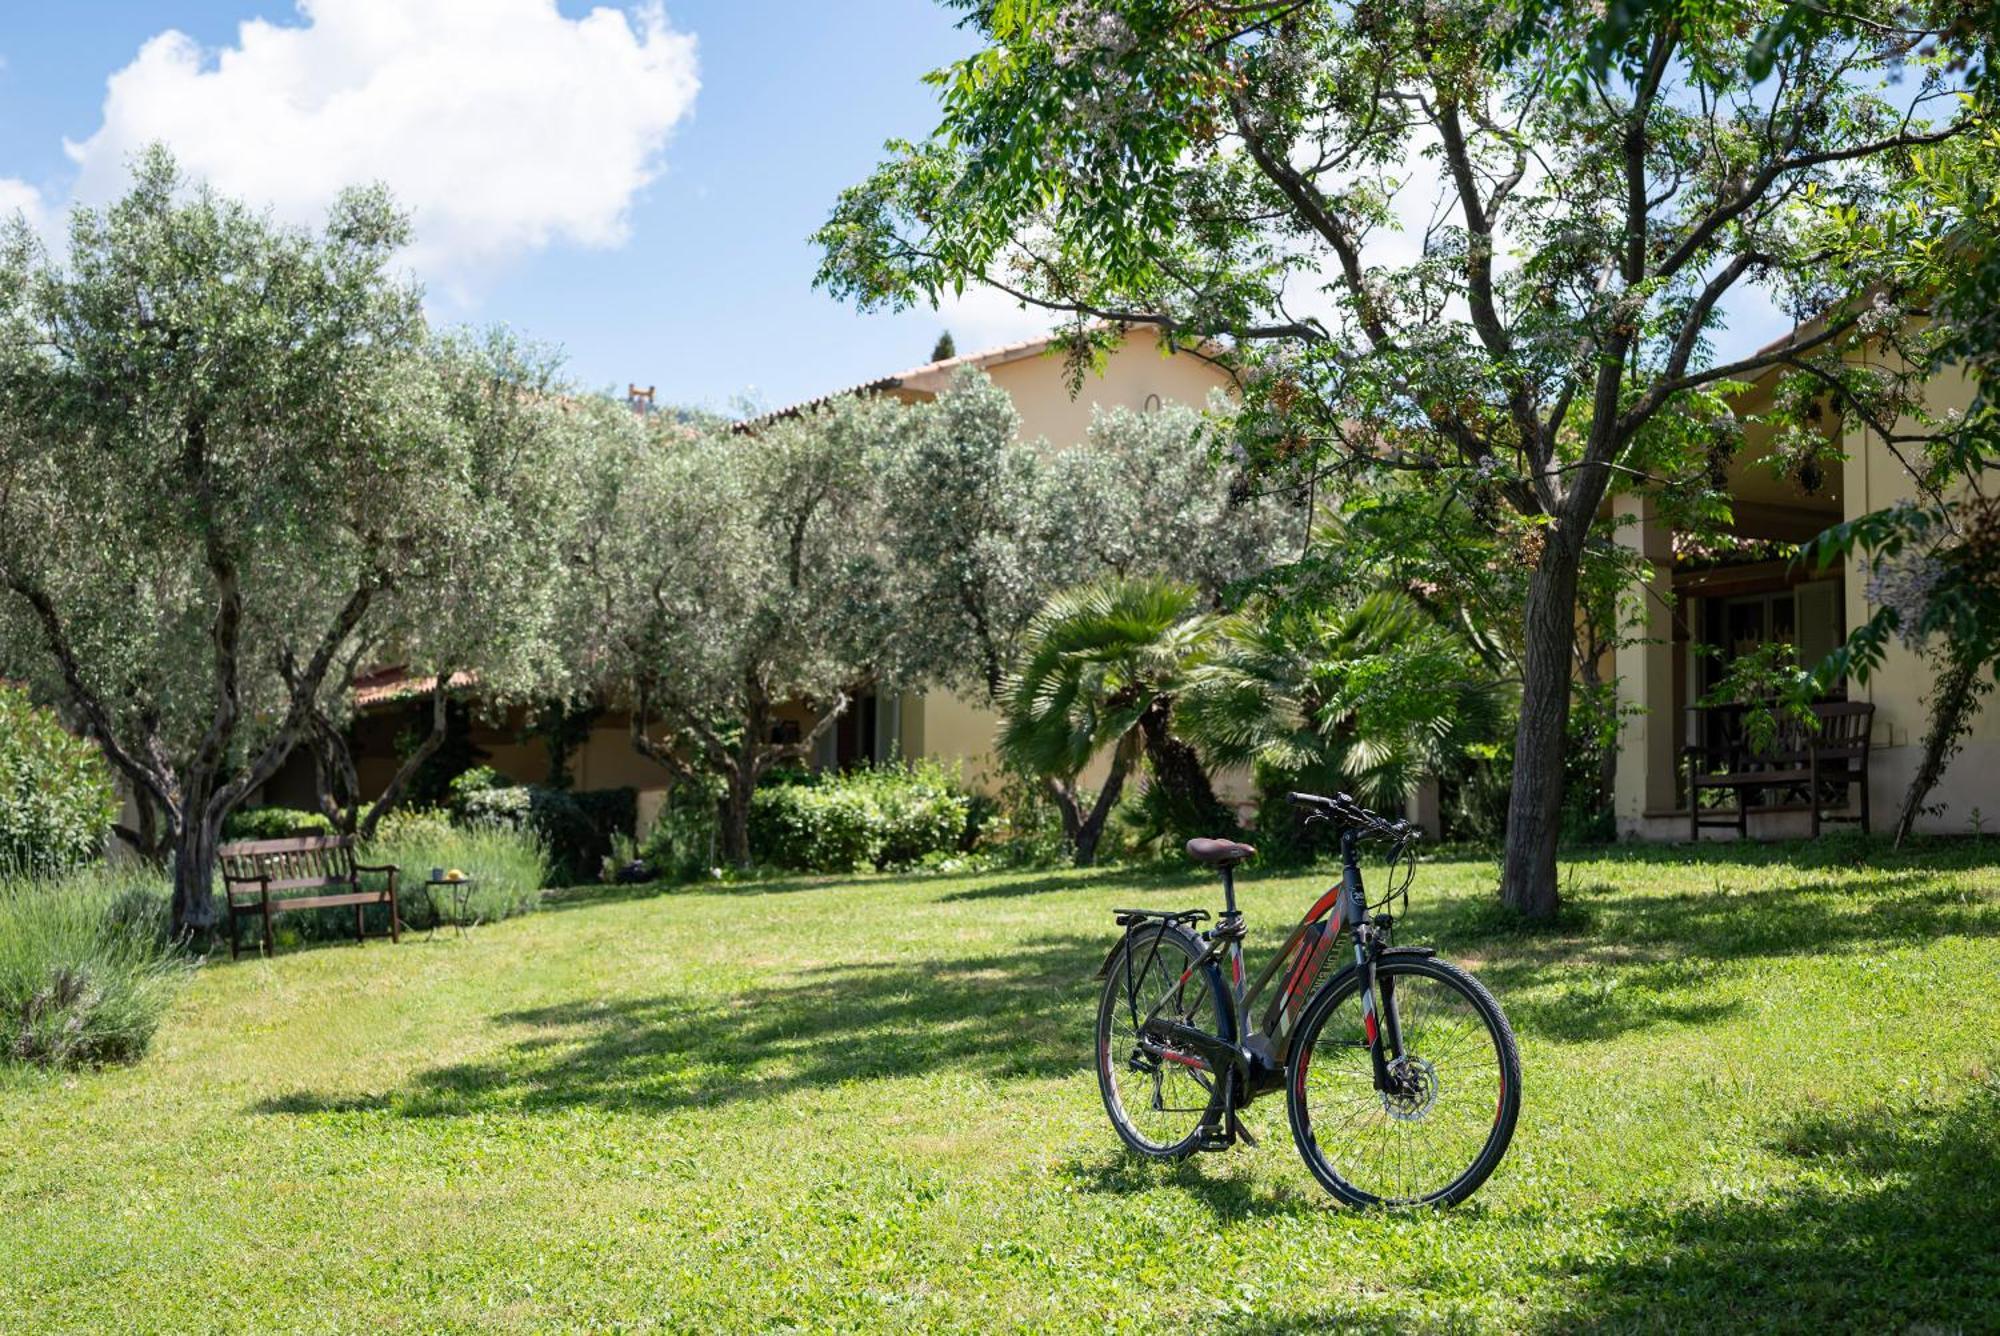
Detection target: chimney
<box><xmin>627</xmin><ymin>384</ymin><xmax>656</xmax><ymax>414</ymax></box>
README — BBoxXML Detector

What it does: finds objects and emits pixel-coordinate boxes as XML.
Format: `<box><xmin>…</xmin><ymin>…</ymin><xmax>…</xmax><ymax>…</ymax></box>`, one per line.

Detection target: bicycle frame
<box><xmin>1115</xmin><ymin>826</ymin><xmax>1410</xmax><ymax>1101</ymax></box>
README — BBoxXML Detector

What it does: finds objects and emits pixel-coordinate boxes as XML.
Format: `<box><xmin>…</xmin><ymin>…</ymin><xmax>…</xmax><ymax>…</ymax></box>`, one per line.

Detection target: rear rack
<box><xmin>1112</xmin><ymin>907</ymin><xmax>1211</xmax><ymax>928</ymax></box>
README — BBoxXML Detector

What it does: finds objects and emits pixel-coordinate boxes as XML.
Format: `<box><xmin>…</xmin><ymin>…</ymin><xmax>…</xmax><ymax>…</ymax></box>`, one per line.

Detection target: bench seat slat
<box><xmin>235</xmin><ymin>891</ymin><xmax>390</xmax><ymax>911</ymax></box>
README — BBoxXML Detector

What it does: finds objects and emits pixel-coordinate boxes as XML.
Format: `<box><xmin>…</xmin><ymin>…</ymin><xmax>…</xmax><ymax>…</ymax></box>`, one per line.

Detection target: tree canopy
<box><xmin>817</xmin><ymin>0</ymin><xmax>1976</xmax><ymax>914</ymax></box>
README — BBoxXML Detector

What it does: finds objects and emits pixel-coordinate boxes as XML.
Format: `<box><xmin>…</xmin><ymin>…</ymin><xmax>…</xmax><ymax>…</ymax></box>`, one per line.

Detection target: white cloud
<box><xmin>0</xmin><ymin>176</ymin><xmax>50</xmax><ymax>237</ymax></box>
<box><xmin>930</xmin><ymin>282</ymin><xmax>1056</xmax><ymax>353</ymax></box>
<box><xmin>55</xmin><ymin>0</ymin><xmax>698</xmax><ymax>288</ymax></box>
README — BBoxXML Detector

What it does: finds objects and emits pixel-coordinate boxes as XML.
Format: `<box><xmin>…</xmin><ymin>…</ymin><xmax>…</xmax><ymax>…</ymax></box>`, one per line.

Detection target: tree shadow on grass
<box><xmin>1541</xmin><ymin>1081</ymin><xmax>2000</xmax><ymax>1331</ymax></box>
<box><xmin>252</xmin><ymin>933</ymin><xmax>1112</xmax><ymax>1120</ymax></box>
<box><xmin>1054</xmin><ymin>1149</ymin><xmax>1326</xmax><ymax>1223</ymax></box>
<box><xmin>938</xmin><ymin>866</ymin><xmax>1211</xmax><ymax>904</ymax></box>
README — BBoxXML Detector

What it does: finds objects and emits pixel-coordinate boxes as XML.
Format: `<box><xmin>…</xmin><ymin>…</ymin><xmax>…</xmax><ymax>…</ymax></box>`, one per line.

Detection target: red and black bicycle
<box><xmin>1094</xmin><ymin>791</ymin><xmax>1520</xmax><ymax>1207</ymax></box>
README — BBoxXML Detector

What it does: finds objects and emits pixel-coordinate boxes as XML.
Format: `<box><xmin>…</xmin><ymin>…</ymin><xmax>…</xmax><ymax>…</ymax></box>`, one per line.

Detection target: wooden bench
<box><xmin>1685</xmin><ymin>700</ymin><xmax>1875</xmax><ymax>841</ymax></box>
<box><xmin>219</xmin><ymin>835</ymin><xmax>401</xmax><ymax>959</ymax></box>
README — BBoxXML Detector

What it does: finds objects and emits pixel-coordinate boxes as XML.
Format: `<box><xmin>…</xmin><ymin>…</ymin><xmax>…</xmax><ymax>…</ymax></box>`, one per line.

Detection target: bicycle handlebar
<box><xmin>1286</xmin><ymin>790</ymin><xmax>1419</xmax><ymax>842</ymax></box>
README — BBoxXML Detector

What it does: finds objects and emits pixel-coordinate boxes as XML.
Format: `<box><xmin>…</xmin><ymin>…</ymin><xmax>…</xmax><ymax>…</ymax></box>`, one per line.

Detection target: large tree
<box><xmin>574</xmin><ymin>395</ymin><xmax>903</xmax><ymax>866</ymax></box>
<box><xmin>301</xmin><ymin>333</ymin><xmax>598</xmax><ymax>838</ymax></box>
<box><xmin>0</xmin><ymin>150</ymin><xmax>509</xmax><ymax>936</ymax></box>
<box><xmin>816</xmin><ymin>0</ymin><xmax>1969</xmax><ymax>915</ymax></box>
<box><xmin>885</xmin><ymin>367</ymin><xmax>1304</xmax><ymax>703</ymax></box>
<box><xmin>812</xmin><ymin>0</ymin><xmax>1968</xmax><ymax>908</ymax></box>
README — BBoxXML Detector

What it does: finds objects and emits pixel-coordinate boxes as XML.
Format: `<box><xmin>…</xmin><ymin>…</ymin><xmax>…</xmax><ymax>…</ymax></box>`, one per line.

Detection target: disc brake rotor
<box><xmin>1382</xmin><ymin>1056</ymin><xmax>1439</xmax><ymax>1122</ymax></box>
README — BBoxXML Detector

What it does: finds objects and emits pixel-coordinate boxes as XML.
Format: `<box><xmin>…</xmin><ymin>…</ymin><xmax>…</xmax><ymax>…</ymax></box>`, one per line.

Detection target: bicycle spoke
<box><xmin>1295</xmin><ymin>962</ymin><xmax>1514</xmax><ymax>1206</ymax></box>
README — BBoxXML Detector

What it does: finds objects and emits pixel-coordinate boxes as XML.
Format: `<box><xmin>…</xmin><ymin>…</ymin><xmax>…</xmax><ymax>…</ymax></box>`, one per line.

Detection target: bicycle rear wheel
<box><xmin>1095</xmin><ymin>923</ymin><xmax>1231</xmax><ymax>1160</ymax></box>
<box><xmin>1286</xmin><ymin>955</ymin><xmax>1519</xmax><ymax>1207</ymax></box>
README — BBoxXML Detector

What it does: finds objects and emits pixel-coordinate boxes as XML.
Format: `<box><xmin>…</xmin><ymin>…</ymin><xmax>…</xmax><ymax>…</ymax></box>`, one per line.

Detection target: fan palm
<box><xmin>998</xmin><ymin>576</ymin><xmax>1224</xmax><ymax>865</ymax></box>
<box><xmin>1179</xmin><ymin>592</ymin><xmax>1506</xmax><ymax>813</ymax></box>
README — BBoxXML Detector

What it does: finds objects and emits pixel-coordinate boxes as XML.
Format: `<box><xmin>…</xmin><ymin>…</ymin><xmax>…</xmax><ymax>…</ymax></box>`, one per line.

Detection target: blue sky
<box><xmin>0</xmin><ymin>2</ymin><xmax>1017</xmax><ymax>414</ymax></box>
<box><xmin>0</xmin><ymin>2</ymin><xmax>1801</xmax><ymax>416</ymax></box>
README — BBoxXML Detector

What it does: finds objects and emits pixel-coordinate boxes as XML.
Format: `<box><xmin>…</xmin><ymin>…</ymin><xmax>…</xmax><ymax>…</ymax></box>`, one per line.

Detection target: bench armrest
<box><xmin>220</xmin><ymin>871</ymin><xmax>270</xmax><ymax>886</ymax></box>
<box><xmin>352</xmin><ymin>863</ymin><xmax>400</xmax><ymax>874</ymax></box>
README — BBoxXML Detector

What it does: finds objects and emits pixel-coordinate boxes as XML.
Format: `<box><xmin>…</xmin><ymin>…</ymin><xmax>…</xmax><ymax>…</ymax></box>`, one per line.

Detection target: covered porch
<box><xmin>1610</xmin><ymin>472</ymin><xmax>1856</xmax><ymax>842</ymax></box>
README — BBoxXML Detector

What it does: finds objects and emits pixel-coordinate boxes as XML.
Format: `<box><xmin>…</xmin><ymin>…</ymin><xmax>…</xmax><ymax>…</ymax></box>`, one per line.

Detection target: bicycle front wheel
<box><xmin>1286</xmin><ymin>955</ymin><xmax>1519</xmax><ymax>1207</ymax></box>
<box><xmin>1095</xmin><ymin>923</ymin><xmax>1232</xmax><ymax>1160</ymax></box>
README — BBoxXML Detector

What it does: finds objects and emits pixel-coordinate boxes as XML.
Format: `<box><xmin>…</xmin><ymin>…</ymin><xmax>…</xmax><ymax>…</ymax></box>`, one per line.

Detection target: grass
<box><xmin>3</xmin><ymin>839</ymin><xmax>1997</xmax><ymax>1331</ymax></box>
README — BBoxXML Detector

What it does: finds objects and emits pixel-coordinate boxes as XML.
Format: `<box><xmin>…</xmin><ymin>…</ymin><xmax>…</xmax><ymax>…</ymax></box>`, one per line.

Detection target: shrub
<box><xmin>749</xmin><ymin>763</ymin><xmax>972</xmax><ymax>873</ymax></box>
<box><xmin>359</xmin><ymin>815</ymin><xmax>549</xmax><ymax>928</ymax></box>
<box><xmin>221</xmin><ymin>806</ymin><xmax>334</xmax><ymax>841</ymax></box>
<box><xmin>851</xmin><ymin>762</ymin><xmax>973</xmax><ymax>868</ymax></box>
<box><xmin>640</xmin><ymin>778</ymin><xmax>724</xmax><ymax>882</ymax></box>
<box><xmin>457</xmin><ymin>784</ymin><xmax>600</xmax><ymax>885</ymax></box>
<box><xmin>445</xmin><ymin>765</ymin><xmax>514</xmax><ymax>815</ymax></box>
<box><xmin>0</xmin><ymin>685</ymin><xmax>118</xmax><ymax>875</ymax></box>
<box><xmin>0</xmin><ymin>865</ymin><xmax>191</xmax><ymax>1069</ymax></box>
<box><xmin>750</xmin><ymin>783</ymin><xmax>881</xmax><ymax>873</ymax></box>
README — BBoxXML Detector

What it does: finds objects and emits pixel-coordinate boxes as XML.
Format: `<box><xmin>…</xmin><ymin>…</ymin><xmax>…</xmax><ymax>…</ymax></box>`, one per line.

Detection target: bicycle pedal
<box><xmin>1195</xmin><ymin>1123</ymin><xmax>1234</xmax><ymax>1152</ymax></box>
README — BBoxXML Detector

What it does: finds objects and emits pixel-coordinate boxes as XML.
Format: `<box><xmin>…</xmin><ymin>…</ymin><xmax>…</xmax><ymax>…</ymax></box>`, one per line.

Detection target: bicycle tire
<box><xmin>1095</xmin><ymin>922</ymin><xmax>1234</xmax><ymax>1160</ymax></box>
<box><xmin>1286</xmin><ymin>954</ymin><xmax>1520</xmax><ymax>1207</ymax></box>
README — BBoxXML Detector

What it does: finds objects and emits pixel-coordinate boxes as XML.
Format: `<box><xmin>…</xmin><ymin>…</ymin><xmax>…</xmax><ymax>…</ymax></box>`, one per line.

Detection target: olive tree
<box><xmin>884</xmin><ymin>368</ymin><xmax>1303</xmax><ymax>705</ymax></box>
<box><xmin>0</xmin><ymin>150</ymin><xmax>503</xmax><ymax>936</ymax></box>
<box><xmin>301</xmin><ymin>332</ymin><xmax>598</xmax><ymax>837</ymax></box>
<box><xmin>817</xmin><ymin>0</ymin><xmax>1970</xmax><ymax>915</ymax></box>
<box><xmin>574</xmin><ymin>396</ymin><xmax>903</xmax><ymax>866</ymax></box>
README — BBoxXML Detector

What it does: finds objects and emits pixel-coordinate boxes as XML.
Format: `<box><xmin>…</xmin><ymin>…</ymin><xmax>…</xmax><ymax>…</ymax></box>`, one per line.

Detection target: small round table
<box><xmin>423</xmin><ymin>877</ymin><xmax>478</xmax><ymax>937</ymax></box>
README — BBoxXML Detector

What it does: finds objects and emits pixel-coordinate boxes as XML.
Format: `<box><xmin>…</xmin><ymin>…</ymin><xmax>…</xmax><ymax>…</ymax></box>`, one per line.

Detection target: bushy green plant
<box><xmin>359</xmin><ymin>817</ymin><xmax>548</xmax><ymax>929</ymax></box>
<box><xmin>456</xmin><ymin>783</ymin><xmax>600</xmax><ymax>885</ymax></box>
<box><xmin>969</xmin><ymin>771</ymin><xmax>1075</xmax><ymax>868</ymax></box>
<box><xmin>750</xmin><ymin>783</ymin><xmax>881</xmax><ymax>873</ymax></box>
<box><xmin>221</xmin><ymin>807</ymin><xmax>334</xmax><ymax>841</ymax></box>
<box><xmin>748</xmin><ymin>763</ymin><xmax>972</xmax><ymax>873</ymax></box>
<box><xmin>0</xmin><ymin>865</ymin><xmax>191</xmax><ymax>1068</ymax></box>
<box><xmin>445</xmin><ymin>765</ymin><xmax>514</xmax><ymax>815</ymax></box>
<box><xmin>0</xmin><ymin>685</ymin><xmax>118</xmax><ymax>875</ymax></box>
<box><xmin>639</xmin><ymin>779</ymin><xmax>724</xmax><ymax>883</ymax></box>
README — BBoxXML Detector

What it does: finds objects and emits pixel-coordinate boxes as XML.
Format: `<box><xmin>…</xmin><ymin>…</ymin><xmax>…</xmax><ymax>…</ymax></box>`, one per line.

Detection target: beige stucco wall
<box><xmin>984</xmin><ymin>327</ymin><xmax>1231</xmax><ymax>444</ymax></box>
<box><xmin>1838</xmin><ymin>359</ymin><xmax>1997</xmax><ymax>833</ymax></box>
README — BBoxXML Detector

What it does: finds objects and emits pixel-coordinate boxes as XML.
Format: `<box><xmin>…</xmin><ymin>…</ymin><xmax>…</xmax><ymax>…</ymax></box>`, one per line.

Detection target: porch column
<box><xmin>1612</xmin><ymin>493</ymin><xmax>1678</xmax><ymax>836</ymax></box>
<box><xmin>1406</xmin><ymin>776</ymin><xmax>1443</xmax><ymax>840</ymax></box>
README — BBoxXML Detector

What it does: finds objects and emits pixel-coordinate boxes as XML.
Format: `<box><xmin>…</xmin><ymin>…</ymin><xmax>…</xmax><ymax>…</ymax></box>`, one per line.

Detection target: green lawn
<box><xmin>5</xmin><ymin>842</ymin><xmax>1998</xmax><ymax>1332</ymax></box>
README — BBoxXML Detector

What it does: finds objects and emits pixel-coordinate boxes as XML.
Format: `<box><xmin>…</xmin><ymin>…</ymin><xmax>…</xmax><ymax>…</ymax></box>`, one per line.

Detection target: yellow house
<box><xmin>769</xmin><ymin>327</ymin><xmax>1238</xmax><ymax>795</ymax></box>
<box><xmin>1612</xmin><ymin>337</ymin><xmax>1995</xmax><ymax>839</ymax></box>
<box><xmin>270</xmin><ymin>328</ymin><xmax>1237</xmax><ymax>832</ymax></box>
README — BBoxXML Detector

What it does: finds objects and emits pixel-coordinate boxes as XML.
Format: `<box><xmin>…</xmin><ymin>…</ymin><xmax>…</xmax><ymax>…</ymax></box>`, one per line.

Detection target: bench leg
<box><xmin>1688</xmin><ymin>763</ymin><xmax>1699</xmax><ymax>843</ymax></box>
<box><xmin>386</xmin><ymin>877</ymin><xmax>401</xmax><ymax>945</ymax></box>
<box><xmin>229</xmin><ymin>902</ymin><xmax>240</xmax><ymax>962</ymax></box>
<box><xmin>1859</xmin><ymin>764</ymin><xmax>1870</xmax><ymax>834</ymax></box>
<box><xmin>261</xmin><ymin>895</ymin><xmax>275</xmax><ymax>957</ymax></box>
<box><xmin>355</xmin><ymin>899</ymin><xmax>366</xmax><ymax>945</ymax></box>
<box><xmin>1810</xmin><ymin>755</ymin><xmax>1822</xmax><ymax>839</ymax></box>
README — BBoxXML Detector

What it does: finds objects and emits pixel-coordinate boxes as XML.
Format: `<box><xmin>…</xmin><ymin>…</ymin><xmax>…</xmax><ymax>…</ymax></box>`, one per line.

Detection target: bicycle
<box><xmin>1093</xmin><ymin>790</ymin><xmax>1520</xmax><ymax>1207</ymax></box>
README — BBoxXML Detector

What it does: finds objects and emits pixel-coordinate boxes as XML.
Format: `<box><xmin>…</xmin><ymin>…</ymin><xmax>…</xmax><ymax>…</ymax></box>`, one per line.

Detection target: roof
<box><xmin>732</xmin><ymin>333</ymin><xmax>1067</xmax><ymax>433</ymax></box>
<box><xmin>731</xmin><ymin>326</ymin><xmax>1227</xmax><ymax>433</ymax></box>
<box><xmin>351</xmin><ymin>667</ymin><xmax>479</xmax><ymax>709</ymax></box>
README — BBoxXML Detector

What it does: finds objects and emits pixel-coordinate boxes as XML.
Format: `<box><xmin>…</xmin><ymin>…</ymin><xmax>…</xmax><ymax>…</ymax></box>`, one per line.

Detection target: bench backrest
<box><xmin>218</xmin><ymin>834</ymin><xmax>358</xmax><ymax>890</ymax></box>
<box><xmin>1689</xmin><ymin>700</ymin><xmax>1875</xmax><ymax>766</ymax></box>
